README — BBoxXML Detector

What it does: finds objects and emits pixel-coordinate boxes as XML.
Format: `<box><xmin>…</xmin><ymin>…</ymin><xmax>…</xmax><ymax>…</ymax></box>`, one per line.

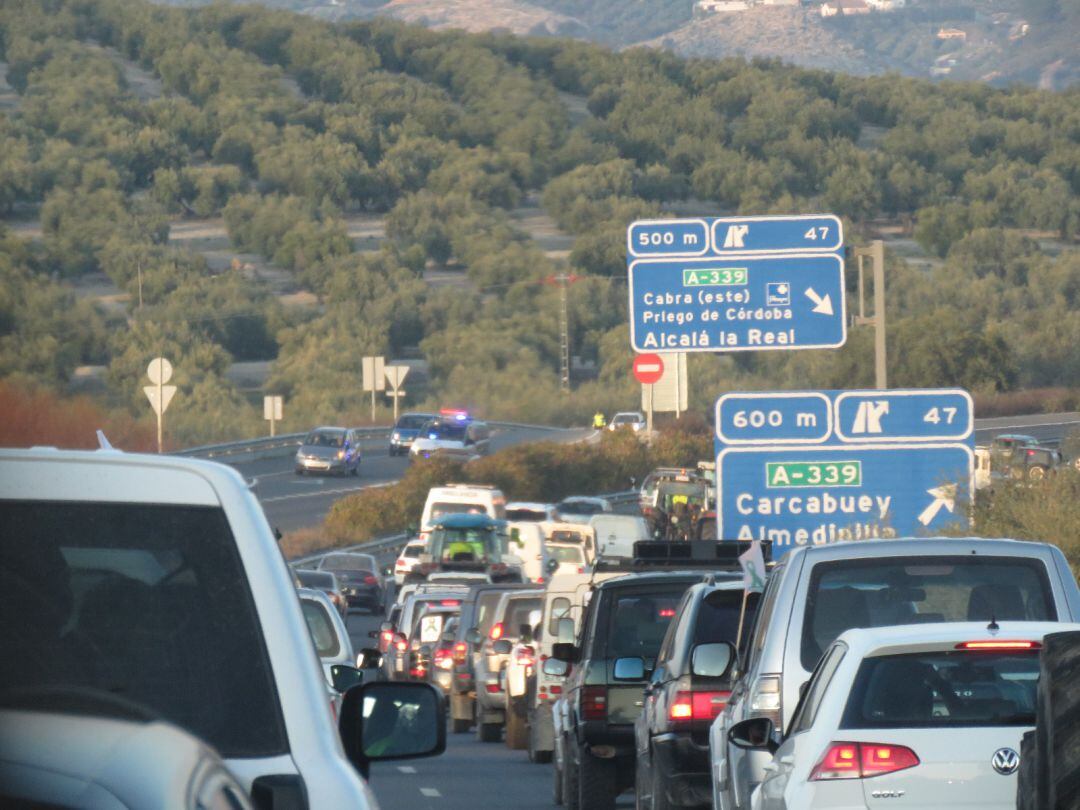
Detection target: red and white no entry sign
<box><xmin>632</xmin><ymin>353</ymin><xmax>665</xmax><ymax>385</ymax></box>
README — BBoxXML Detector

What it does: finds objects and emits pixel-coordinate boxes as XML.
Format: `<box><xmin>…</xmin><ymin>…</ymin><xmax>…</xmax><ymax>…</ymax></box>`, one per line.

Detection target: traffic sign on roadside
<box><xmin>626</xmin><ymin>215</ymin><xmax>845</xmax><ymax>354</ymax></box>
<box><xmin>714</xmin><ymin>389</ymin><xmax>975</xmax><ymax>556</ymax></box>
<box><xmin>633</xmin><ymin>353</ymin><xmax>665</xmax><ymax>385</ymax></box>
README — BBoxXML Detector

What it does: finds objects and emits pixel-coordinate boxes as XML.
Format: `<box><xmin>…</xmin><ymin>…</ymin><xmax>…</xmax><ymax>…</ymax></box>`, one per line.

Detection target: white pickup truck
<box><xmin>0</xmin><ymin>448</ymin><xmax>445</xmax><ymax>809</ymax></box>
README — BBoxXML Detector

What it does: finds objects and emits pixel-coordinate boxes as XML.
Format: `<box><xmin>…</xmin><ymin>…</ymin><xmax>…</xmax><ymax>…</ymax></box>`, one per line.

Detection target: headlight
<box><xmin>336</xmin><ymin>450</ymin><xmax>345</xmax><ymax>459</ymax></box>
<box><xmin>392</xmin><ymin>431</ymin><xmax>401</xmax><ymax>440</ymax></box>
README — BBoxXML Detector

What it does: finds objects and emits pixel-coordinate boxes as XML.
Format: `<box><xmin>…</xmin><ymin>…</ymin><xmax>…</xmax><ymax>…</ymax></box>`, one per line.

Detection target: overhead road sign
<box><xmin>714</xmin><ymin>389</ymin><xmax>975</xmax><ymax>557</ymax></box>
<box><xmin>626</xmin><ymin>215</ymin><xmax>846</xmax><ymax>354</ymax></box>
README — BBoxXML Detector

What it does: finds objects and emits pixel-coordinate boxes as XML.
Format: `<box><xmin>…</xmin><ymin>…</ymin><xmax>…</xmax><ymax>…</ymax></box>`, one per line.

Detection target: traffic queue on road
<box><xmin>373</xmin><ymin>465</ymin><xmax>1080</xmax><ymax>810</ymax></box>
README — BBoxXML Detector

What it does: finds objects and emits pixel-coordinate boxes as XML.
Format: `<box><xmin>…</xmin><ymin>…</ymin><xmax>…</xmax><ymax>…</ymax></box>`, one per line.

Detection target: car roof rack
<box><xmin>592</xmin><ymin>540</ymin><xmax>773</xmax><ymax>573</ymax></box>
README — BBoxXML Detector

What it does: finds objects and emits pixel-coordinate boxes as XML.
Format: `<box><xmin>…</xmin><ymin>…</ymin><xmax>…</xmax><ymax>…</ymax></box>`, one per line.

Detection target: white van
<box><xmin>589</xmin><ymin>513</ymin><xmax>651</xmax><ymax>560</ymax></box>
<box><xmin>540</xmin><ymin>520</ymin><xmax>596</xmax><ymax>563</ymax></box>
<box><xmin>419</xmin><ymin>484</ymin><xmax>507</xmax><ymax>537</ymax></box>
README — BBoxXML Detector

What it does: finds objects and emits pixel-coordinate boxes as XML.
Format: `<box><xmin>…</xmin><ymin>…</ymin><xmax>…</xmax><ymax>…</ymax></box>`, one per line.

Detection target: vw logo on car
<box><xmin>992</xmin><ymin>747</ymin><xmax>1021</xmax><ymax>775</ymax></box>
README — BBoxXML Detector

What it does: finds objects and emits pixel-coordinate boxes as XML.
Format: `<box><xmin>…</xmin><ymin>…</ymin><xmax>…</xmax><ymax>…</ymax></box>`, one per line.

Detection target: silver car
<box><xmin>710</xmin><ymin>537</ymin><xmax>1080</xmax><ymax>810</ymax></box>
<box><xmin>0</xmin><ymin>708</ymin><xmax>253</xmax><ymax>809</ymax></box>
<box><xmin>295</xmin><ymin>427</ymin><xmax>362</xmax><ymax>476</ymax></box>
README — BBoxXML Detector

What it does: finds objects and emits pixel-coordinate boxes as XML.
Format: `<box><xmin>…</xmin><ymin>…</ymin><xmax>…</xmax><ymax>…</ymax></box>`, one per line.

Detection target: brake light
<box><xmin>490</xmin><ymin>623</ymin><xmax>504</xmax><ymax>640</ymax></box>
<box><xmin>435</xmin><ymin>649</ymin><xmax>454</xmax><ymax>670</ymax></box>
<box><xmin>810</xmin><ymin>742</ymin><xmax>919</xmax><ymax>781</ymax></box>
<box><xmin>658</xmin><ymin>608</ymin><xmax>676</xmax><ymax>618</ymax></box>
<box><xmin>410</xmin><ymin>666</ymin><xmax>427</xmax><ymax>678</ymax></box>
<box><xmin>440</xmin><ymin>599</ymin><xmax>461</xmax><ymax>607</ymax></box>
<box><xmin>485</xmin><ymin>683</ymin><xmax>502</xmax><ymax>693</ymax></box>
<box><xmin>582</xmin><ymin>685</ymin><xmax>607</xmax><ymax>720</ymax></box>
<box><xmin>577</xmin><ymin>566</ymin><xmax>585</xmax><ymax>574</ymax></box>
<box><xmin>537</xmin><ymin>577</ymin><xmax>545</xmax><ymax>584</ymax></box>
<box><xmin>668</xmin><ymin>690</ymin><xmax>730</xmax><ymax>723</ymax></box>
<box><xmin>957</xmin><ymin>640</ymin><xmax>1041</xmax><ymax>650</ymax></box>
<box><xmin>454</xmin><ymin>642</ymin><xmax>468</xmax><ymax>664</ymax></box>
<box><xmin>395</xmin><ymin>639</ymin><xmax>407</xmax><ymax>652</ymax></box>
<box><xmin>549</xmin><ymin>684</ymin><xmax>562</xmax><ymax>694</ymax></box>
<box><xmin>363</xmin><ymin>575</ymin><xmax>378</xmax><ymax>585</ymax></box>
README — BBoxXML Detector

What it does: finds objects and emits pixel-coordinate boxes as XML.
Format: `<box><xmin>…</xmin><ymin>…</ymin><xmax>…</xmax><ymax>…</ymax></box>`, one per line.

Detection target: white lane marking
<box><xmin>397</xmin><ymin>765</ymin><xmax>417</xmax><ymax>774</ymax></box>
<box><xmin>261</xmin><ymin>481</ymin><xmax>394</xmax><ymax>503</ymax></box>
<box><xmin>420</xmin><ymin>788</ymin><xmax>440</xmax><ymax>797</ymax></box>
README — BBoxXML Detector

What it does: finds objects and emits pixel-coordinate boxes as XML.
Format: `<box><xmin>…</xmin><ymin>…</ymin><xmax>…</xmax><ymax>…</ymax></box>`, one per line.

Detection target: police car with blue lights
<box><xmin>409</xmin><ymin>409</ymin><xmax>491</xmax><ymax>461</ymax></box>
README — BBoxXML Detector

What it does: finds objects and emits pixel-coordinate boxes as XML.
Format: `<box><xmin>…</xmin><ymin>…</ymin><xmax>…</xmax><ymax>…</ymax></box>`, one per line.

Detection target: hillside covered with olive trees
<box><xmin>1</xmin><ymin>0</ymin><xmax>1077</xmax><ymax>444</ymax></box>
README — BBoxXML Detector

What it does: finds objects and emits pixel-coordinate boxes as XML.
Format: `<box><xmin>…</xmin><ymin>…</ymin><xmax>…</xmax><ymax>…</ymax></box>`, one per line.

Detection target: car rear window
<box><xmin>692</xmin><ymin>589</ymin><xmax>760</xmax><ymax>647</ymax></box>
<box><xmin>801</xmin><ymin>556</ymin><xmax>1055</xmax><ymax>670</ymax></box>
<box><xmin>298</xmin><ymin>570</ymin><xmax>335</xmax><ymax>589</ymax></box>
<box><xmin>402</xmin><ymin>544</ymin><xmax>424</xmax><ymax>559</ymax></box>
<box><xmin>605</xmin><ymin>588</ymin><xmax>687</xmax><ymax>659</ymax></box>
<box><xmin>507</xmin><ymin>508</ymin><xmax>547</xmax><ymax>522</ymax></box>
<box><xmin>476</xmin><ymin>591</ymin><xmax>506</xmax><ymax>633</ymax></box>
<box><xmin>301</xmin><ymin>599</ymin><xmax>340</xmax><ymax>658</ymax></box>
<box><xmin>560</xmin><ymin>500</ymin><xmax>605</xmax><ymax>515</ymax></box>
<box><xmin>504</xmin><ymin>598</ymin><xmax>542</xmax><ymax>638</ymax></box>
<box><xmin>304</xmin><ymin>430</ymin><xmax>344</xmax><ymax>447</ymax></box>
<box><xmin>841</xmin><ymin>650</ymin><xmax>1039</xmax><ymax>728</ymax></box>
<box><xmin>0</xmin><ymin>501</ymin><xmax>287</xmax><ymax>758</ymax></box>
<box><xmin>550</xmin><ymin>546</ymin><xmax>584</xmax><ymax>563</ymax></box>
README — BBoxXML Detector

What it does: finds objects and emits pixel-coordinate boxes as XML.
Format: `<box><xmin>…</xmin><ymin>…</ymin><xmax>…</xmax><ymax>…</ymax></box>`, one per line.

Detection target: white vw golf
<box><xmin>727</xmin><ymin>621</ymin><xmax>1079</xmax><ymax>810</ymax></box>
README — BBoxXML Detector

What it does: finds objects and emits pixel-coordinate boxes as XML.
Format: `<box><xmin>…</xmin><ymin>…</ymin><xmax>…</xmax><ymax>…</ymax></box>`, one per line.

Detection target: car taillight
<box><xmin>440</xmin><ymin>599</ymin><xmax>461</xmax><ymax>607</ymax></box>
<box><xmin>379</xmin><ymin>630</ymin><xmax>393</xmax><ymax>651</ymax></box>
<box><xmin>363</xmin><ymin>575</ymin><xmax>378</xmax><ymax>585</ymax></box>
<box><xmin>490</xmin><ymin>622</ymin><xmax>504</xmax><ymax>640</ymax></box>
<box><xmin>577</xmin><ymin>566</ymin><xmax>585</xmax><ymax>574</ymax></box>
<box><xmin>485</xmin><ymin>683</ymin><xmax>502</xmax><ymax>693</ymax></box>
<box><xmin>957</xmin><ymin>640</ymin><xmax>1040</xmax><ymax>650</ymax></box>
<box><xmin>454</xmin><ymin>642</ymin><xmax>468</xmax><ymax>664</ymax></box>
<box><xmin>395</xmin><ymin>639</ymin><xmax>407</xmax><ymax>652</ymax></box>
<box><xmin>749</xmin><ymin>674</ymin><xmax>782</xmax><ymax>727</ymax></box>
<box><xmin>549</xmin><ymin>684</ymin><xmax>562</xmax><ymax>694</ymax></box>
<box><xmin>581</xmin><ymin>685</ymin><xmax>607</xmax><ymax>720</ymax></box>
<box><xmin>515</xmin><ymin>645</ymin><xmax>535</xmax><ymax>666</ymax></box>
<box><xmin>810</xmin><ymin>742</ymin><xmax>919</xmax><ymax>781</ymax></box>
<box><xmin>435</xmin><ymin>649</ymin><xmax>454</xmax><ymax>670</ymax></box>
<box><xmin>668</xmin><ymin>690</ymin><xmax>730</xmax><ymax>724</ymax></box>
<box><xmin>410</xmin><ymin>666</ymin><xmax>427</xmax><ymax>678</ymax></box>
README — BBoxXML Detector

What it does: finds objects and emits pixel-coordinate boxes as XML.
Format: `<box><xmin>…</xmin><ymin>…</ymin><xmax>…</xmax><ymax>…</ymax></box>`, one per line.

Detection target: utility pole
<box><xmin>851</xmin><ymin>240</ymin><xmax>887</xmax><ymax>390</ymax></box>
<box><xmin>558</xmin><ymin>274</ymin><xmax>571</xmax><ymax>392</ymax></box>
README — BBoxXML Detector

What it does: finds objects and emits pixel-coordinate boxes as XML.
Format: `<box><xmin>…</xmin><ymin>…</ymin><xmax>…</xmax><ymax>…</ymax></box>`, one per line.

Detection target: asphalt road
<box><xmin>342</xmin><ymin>607</ymin><xmax>633</xmax><ymax>810</ymax></box>
<box><xmin>228</xmin><ymin>424</ymin><xmax>590</xmax><ymax>533</ymax></box>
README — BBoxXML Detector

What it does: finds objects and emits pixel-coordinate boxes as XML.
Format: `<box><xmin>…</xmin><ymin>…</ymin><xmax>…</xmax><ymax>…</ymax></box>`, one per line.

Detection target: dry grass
<box><xmin>279</xmin><ymin>526</ymin><xmax>336</xmax><ymax>560</ymax></box>
<box><xmin>0</xmin><ymin>381</ymin><xmax>158</xmax><ymax>452</ymax></box>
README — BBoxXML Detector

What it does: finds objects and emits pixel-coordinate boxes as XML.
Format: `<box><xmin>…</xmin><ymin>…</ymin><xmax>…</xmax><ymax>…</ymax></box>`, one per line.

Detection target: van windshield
<box><xmin>801</xmin><ymin>556</ymin><xmax>1055</xmax><ymax>670</ymax></box>
<box><xmin>0</xmin><ymin>501</ymin><xmax>286</xmax><ymax>758</ymax></box>
<box><xmin>430</xmin><ymin>502</ymin><xmax>487</xmax><ymax>520</ymax></box>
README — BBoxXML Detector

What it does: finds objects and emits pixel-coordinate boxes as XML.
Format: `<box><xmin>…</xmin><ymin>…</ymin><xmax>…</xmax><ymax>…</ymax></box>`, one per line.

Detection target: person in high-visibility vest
<box><xmin>593</xmin><ymin>411</ymin><xmax>607</xmax><ymax>429</ymax></box>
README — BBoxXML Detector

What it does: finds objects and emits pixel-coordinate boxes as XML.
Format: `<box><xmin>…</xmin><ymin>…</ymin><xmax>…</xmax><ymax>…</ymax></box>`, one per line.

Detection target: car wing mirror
<box><xmin>357</xmin><ymin>648</ymin><xmax>383</xmax><ymax>669</ymax></box>
<box><xmin>330</xmin><ymin>664</ymin><xmax>365</xmax><ymax>693</ymax></box>
<box><xmin>466</xmin><ymin>628</ymin><xmax>482</xmax><ymax>645</ymax></box>
<box><xmin>339</xmin><ymin>682</ymin><xmax>446</xmax><ymax>779</ymax></box>
<box><xmin>492</xmin><ymin>639</ymin><xmax>512</xmax><ymax>655</ymax></box>
<box><xmin>543</xmin><ymin>657</ymin><xmax>570</xmax><ymax>677</ymax></box>
<box><xmin>691</xmin><ymin>642</ymin><xmax>736</xmax><ymax>679</ymax></box>
<box><xmin>613</xmin><ymin>657</ymin><xmax>646</xmax><ymax>681</ymax></box>
<box><xmin>728</xmin><ymin>717</ymin><xmax>779</xmax><ymax>755</ymax></box>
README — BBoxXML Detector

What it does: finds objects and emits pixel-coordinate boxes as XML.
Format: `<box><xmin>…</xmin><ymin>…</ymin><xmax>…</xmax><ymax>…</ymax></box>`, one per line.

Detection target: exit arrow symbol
<box><xmin>805</xmin><ymin>287</ymin><xmax>834</xmax><ymax>316</ymax></box>
<box><xmin>918</xmin><ymin>485</ymin><xmax>956</xmax><ymax>526</ymax></box>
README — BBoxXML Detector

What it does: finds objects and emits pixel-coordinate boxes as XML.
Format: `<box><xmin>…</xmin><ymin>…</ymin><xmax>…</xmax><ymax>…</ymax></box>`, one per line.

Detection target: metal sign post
<box><xmin>713</xmin><ymin>389</ymin><xmax>975</xmax><ymax>558</ymax></box>
<box><xmin>362</xmin><ymin>356</ymin><xmax>385</xmax><ymax>423</ymax></box>
<box><xmin>384</xmin><ymin>366</ymin><xmax>410</xmax><ymax>422</ymax></box>
<box><xmin>633</xmin><ymin>354</ymin><xmax>665</xmax><ymax>436</ymax></box>
<box><xmin>144</xmin><ymin>357</ymin><xmax>177</xmax><ymax>453</ymax></box>
<box><xmin>626</xmin><ymin>215</ymin><xmax>846</xmax><ymax>354</ymax></box>
<box><xmin>263</xmin><ymin>395</ymin><xmax>283</xmax><ymax>437</ymax></box>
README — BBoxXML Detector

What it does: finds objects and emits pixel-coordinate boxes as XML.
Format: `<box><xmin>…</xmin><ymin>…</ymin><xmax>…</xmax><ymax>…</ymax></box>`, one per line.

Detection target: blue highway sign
<box><xmin>626</xmin><ymin>215</ymin><xmax>846</xmax><ymax>354</ymax></box>
<box><xmin>629</xmin><ymin>254</ymin><xmax>846</xmax><ymax>352</ymax></box>
<box><xmin>714</xmin><ymin>389</ymin><xmax>975</xmax><ymax>556</ymax></box>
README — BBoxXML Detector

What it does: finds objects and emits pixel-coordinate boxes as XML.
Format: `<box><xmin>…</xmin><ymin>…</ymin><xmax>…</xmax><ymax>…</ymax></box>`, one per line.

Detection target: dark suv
<box><xmin>551</xmin><ymin>568</ymin><xmax>740</xmax><ymax>810</ymax></box>
<box><xmin>633</xmin><ymin>581</ymin><xmax>760</xmax><ymax>810</ymax></box>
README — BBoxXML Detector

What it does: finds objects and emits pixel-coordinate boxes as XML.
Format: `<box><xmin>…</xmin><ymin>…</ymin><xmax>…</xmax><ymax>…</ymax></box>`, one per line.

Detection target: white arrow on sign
<box><xmin>918</xmin><ymin>485</ymin><xmax>956</xmax><ymax>526</ymax></box>
<box><xmin>144</xmin><ymin>385</ymin><xmax>177</xmax><ymax>416</ymax></box>
<box><xmin>805</xmin><ymin>287</ymin><xmax>834</xmax><ymax>316</ymax></box>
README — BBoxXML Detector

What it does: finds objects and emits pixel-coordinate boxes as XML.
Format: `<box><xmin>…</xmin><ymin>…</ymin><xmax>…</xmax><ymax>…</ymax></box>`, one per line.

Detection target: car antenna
<box><xmin>987</xmin><ymin>616</ymin><xmax>1000</xmax><ymax>632</ymax></box>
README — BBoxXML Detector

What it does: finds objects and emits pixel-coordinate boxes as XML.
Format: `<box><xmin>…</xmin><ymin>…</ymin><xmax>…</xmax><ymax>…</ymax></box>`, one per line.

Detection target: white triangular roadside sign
<box><xmin>144</xmin><ymin>385</ymin><xmax>177</xmax><ymax>416</ymax></box>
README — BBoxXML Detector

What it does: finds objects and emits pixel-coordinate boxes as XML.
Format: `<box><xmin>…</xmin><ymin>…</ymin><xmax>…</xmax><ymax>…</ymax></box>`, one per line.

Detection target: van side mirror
<box><xmin>339</xmin><ymin>682</ymin><xmax>446</xmax><ymax>779</ymax></box>
<box><xmin>356</xmin><ymin>649</ymin><xmax>383</xmax><ymax>670</ymax></box>
<box><xmin>492</xmin><ymin>639</ymin><xmax>512</xmax><ymax>655</ymax></box>
<box><xmin>330</xmin><ymin>665</ymin><xmax>365</xmax><ymax>693</ymax></box>
<box><xmin>728</xmin><ymin>717</ymin><xmax>779</xmax><ymax>755</ymax></box>
<box><xmin>551</xmin><ymin>642</ymin><xmax>577</xmax><ymax>662</ymax></box>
